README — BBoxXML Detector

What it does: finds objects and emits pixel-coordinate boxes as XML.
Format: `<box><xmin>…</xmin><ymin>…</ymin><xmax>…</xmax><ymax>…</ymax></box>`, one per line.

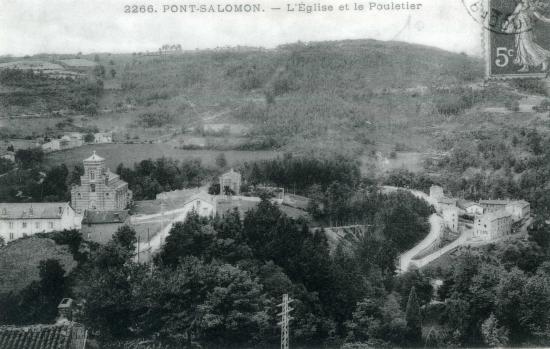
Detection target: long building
<box><xmin>473</xmin><ymin>210</ymin><xmax>512</xmax><ymax>241</ymax></box>
<box><xmin>0</xmin><ymin>202</ymin><xmax>80</xmax><ymax>243</ymax></box>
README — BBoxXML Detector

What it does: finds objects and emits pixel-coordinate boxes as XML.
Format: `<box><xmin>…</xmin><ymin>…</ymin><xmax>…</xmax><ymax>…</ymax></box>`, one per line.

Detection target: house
<box><xmin>41</xmin><ymin>139</ymin><xmax>62</xmax><ymax>152</ymax></box>
<box><xmin>61</xmin><ymin>134</ymin><xmax>83</xmax><ymax>149</ymax></box>
<box><xmin>81</xmin><ymin>210</ymin><xmax>129</xmax><ymax>244</ymax></box>
<box><xmin>442</xmin><ymin>207</ymin><xmax>459</xmax><ymax>232</ymax></box>
<box><xmin>479</xmin><ymin>199</ymin><xmax>530</xmax><ymax>222</ymax></box>
<box><xmin>0</xmin><ymin>150</ymin><xmax>14</xmax><ymax>162</ymax></box>
<box><xmin>0</xmin><ymin>298</ymin><xmax>87</xmax><ymax>349</ymax></box>
<box><xmin>473</xmin><ymin>210</ymin><xmax>512</xmax><ymax>241</ymax></box>
<box><xmin>71</xmin><ymin>152</ymin><xmax>133</xmax><ymax>213</ymax></box>
<box><xmin>457</xmin><ymin>199</ymin><xmax>484</xmax><ymax>215</ymax></box>
<box><xmin>429</xmin><ymin>185</ymin><xmax>444</xmax><ymax>200</ymax></box>
<box><xmin>219</xmin><ymin>168</ymin><xmax>242</xmax><ymax>195</ymax></box>
<box><xmin>183</xmin><ymin>192</ymin><xmax>217</xmax><ymax>218</ymax></box>
<box><xmin>94</xmin><ymin>132</ymin><xmax>113</xmax><ymax>144</ymax></box>
<box><xmin>41</xmin><ymin>134</ymin><xmax>83</xmax><ymax>153</ymax></box>
<box><xmin>505</xmin><ymin>200</ymin><xmax>530</xmax><ymax>222</ymax></box>
<box><xmin>0</xmin><ymin>203</ymin><xmax>80</xmax><ymax>243</ymax></box>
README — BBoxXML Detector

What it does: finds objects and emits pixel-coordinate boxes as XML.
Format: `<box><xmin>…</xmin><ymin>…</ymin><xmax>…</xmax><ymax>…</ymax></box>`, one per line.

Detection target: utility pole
<box><xmin>277</xmin><ymin>294</ymin><xmax>293</xmax><ymax>349</ymax></box>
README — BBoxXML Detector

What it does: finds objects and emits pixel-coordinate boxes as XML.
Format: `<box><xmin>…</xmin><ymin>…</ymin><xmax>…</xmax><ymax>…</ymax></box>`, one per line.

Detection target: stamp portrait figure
<box><xmin>502</xmin><ymin>0</ymin><xmax>550</xmax><ymax>72</ymax></box>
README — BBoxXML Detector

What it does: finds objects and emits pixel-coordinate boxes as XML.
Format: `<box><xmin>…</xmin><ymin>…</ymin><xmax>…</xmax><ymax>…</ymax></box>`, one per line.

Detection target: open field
<box><xmin>44</xmin><ymin>143</ymin><xmax>280</xmax><ymax>169</ymax></box>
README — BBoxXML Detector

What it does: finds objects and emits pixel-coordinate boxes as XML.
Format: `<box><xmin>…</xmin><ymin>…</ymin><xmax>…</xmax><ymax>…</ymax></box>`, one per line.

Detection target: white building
<box><xmin>0</xmin><ymin>202</ymin><xmax>81</xmax><ymax>243</ymax></box>
<box><xmin>479</xmin><ymin>199</ymin><xmax>530</xmax><ymax>222</ymax></box>
<box><xmin>505</xmin><ymin>200</ymin><xmax>530</xmax><ymax>222</ymax></box>
<box><xmin>442</xmin><ymin>207</ymin><xmax>459</xmax><ymax>232</ymax></box>
<box><xmin>457</xmin><ymin>199</ymin><xmax>484</xmax><ymax>215</ymax></box>
<box><xmin>473</xmin><ymin>210</ymin><xmax>512</xmax><ymax>241</ymax></box>
<box><xmin>182</xmin><ymin>192</ymin><xmax>217</xmax><ymax>217</ymax></box>
<box><xmin>219</xmin><ymin>169</ymin><xmax>242</xmax><ymax>195</ymax></box>
<box><xmin>42</xmin><ymin>139</ymin><xmax>62</xmax><ymax>152</ymax></box>
<box><xmin>41</xmin><ymin>134</ymin><xmax>83</xmax><ymax>153</ymax></box>
<box><xmin>94</xmin><ymin>132</ymin><xmax>113</xmax><ymax>144</ymax></box>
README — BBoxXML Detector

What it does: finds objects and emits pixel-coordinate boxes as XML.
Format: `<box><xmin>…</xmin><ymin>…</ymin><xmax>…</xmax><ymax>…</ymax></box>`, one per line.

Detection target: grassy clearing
<box><xmin>44</xmin><ymin>143</ymin><xmax>280</xmax><ymax>169</ymax></box>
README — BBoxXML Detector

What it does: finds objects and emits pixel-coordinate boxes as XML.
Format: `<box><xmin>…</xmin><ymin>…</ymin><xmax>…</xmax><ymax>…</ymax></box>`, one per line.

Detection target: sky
<box><xmin>0</xmin><ymin>0</ymin><xmax>483</xmax><ymax>56</ymax></box>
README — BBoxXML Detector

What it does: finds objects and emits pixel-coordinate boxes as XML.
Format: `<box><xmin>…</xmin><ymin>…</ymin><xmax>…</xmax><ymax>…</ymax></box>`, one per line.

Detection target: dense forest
<box><xmin>0</xmin><ymin>192</ymin><xmax>434</xmax><ymax>348</ymax></box>
<box><xmin>3</xmin><ymin>193</ymin><xmax>550</xmax><ymax>348</ymax></box>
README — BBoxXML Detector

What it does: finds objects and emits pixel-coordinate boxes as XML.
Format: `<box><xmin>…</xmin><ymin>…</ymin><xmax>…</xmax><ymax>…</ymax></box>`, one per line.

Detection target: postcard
<box><xmin>0</xmin><ymin>0</ymin><xmax>550</xmax><ymax>348</ymax></box>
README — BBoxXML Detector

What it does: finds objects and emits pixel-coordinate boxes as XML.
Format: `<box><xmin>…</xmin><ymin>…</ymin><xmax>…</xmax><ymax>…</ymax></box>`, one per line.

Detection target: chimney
<box><xmin>57</xmin><ymin>298</ymin><xmax>73</xmax><ymax>323</ymax></box>
<box><xmin>58</xmin><ymin>206</ymin><xmax>63</xmax><ymax>215</ymax></box>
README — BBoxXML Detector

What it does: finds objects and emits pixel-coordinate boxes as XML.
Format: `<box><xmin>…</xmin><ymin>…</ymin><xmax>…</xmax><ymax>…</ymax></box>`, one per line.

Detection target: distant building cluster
<box><xmin>41</xmin><ymin>132</ymin><xmax>112</xmax><ymax>153</ymax></box>
<box><xmin>0</xmin><ymin>161</ymin><xmax>309</xmax><ymax>249</ymax></box>
<box><xmin>0</xmin><ymin>152</ymin><xmax>131</xmax><ymax>244</ymax></box>
<box><xmin>429</xmin><ymin>185</ymin><xmax>530</xmax><ymax>241</ymax></box>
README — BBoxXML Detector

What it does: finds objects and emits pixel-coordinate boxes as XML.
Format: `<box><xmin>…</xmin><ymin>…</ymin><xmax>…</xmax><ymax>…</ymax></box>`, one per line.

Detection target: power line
<box><xmin>277</xmin><ymin>294</ymin><xmax>293</xmax><ymax>349</ymax></box>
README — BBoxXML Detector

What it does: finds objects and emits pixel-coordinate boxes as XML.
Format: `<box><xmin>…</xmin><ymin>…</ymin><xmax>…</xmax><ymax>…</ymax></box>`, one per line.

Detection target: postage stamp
<box><xmin>483</xmin><ymin>0</ymin><xmax>550</xmax><ymax>79</ymax></box>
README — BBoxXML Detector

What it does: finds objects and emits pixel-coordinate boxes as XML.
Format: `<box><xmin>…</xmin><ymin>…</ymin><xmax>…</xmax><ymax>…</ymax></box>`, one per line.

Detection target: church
<box><xmin>70</xmin><ymin>152</ymin><xmax>133</xmax><ymax>214</ymax></box>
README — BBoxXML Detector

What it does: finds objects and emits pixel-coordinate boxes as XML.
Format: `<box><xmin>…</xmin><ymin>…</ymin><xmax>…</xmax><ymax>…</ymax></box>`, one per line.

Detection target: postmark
<box><xmin>463</xmin><ymin>0</ymin><xmax>550</xmax><ymax>79</ymax></box>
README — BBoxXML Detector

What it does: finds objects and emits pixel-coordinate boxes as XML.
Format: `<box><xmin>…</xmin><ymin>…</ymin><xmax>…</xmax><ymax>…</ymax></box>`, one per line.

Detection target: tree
<box><xmin>113</xmin><ymin>225</ymin><xmax>138</xmax><ymax>253</ymax></box>
<box><xmin>405</xmin><ymin>286</ymin><xmax>422</xmax><ymax>344</ymax></box>
<box><xmin>15</xmin><ymin>147</ymin><xmax>44</xmax><ymax>169</ymax></box>
<box><xmin>215</xmin><ymin>153</ymin><xmax>227</xmax><ymax>168</ymax></box>
<box><xmin>12</xmin><ymin>259</ymin><xmax>69</xmax><ymax>325</ymax></box>
<box><xmin>481</xmin><ymin>313</ymin><xmax>509</xmax><ymax>347</ymax></box>
<box><xmin>68</xmin><ymin>164</ymin><xmax>84</xmax><ymax>186</ymax></box>
<box><xmin>208</xmin><ymin>182</ymin><xmax>220</xmax><ymax>195</ymax></box>
<box><xmin>84</xmin><ymin>133</ymin><xmax>95</xmax><ymax>143</ymax></box>
<box><xmin>158</xmin><ymin>211</ymin><xmax>213</xmax><ymax>267</ymax></box>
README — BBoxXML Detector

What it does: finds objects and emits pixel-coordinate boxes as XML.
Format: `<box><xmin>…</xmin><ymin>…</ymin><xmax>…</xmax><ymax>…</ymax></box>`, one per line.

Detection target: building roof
<box><xmin>457</xmin><ymin>199</ymin><xmax>480</xmax><ymax>209</ymax></box>
<box><xmin>83</xmin><ymin>151</ymin><xmax>104</xmax><ymax>162</ymax></box>
<box><xmin>0</xmin><ymin>203</ymin><xmax>68</xmax><ymax>219</ymax></box>
<box><xmin>184</xmin><ymin>192</ymin><xmax>217</xmax><ymax>206</ymax></box>
<box><xmin>479</xmin><ymin>199</ymin><xmax>510</xmax><ymax>205</ymax></box>
<box><xmin>220</xmin><ymin>168</ymin><xmax>241</xmax><ymax>179</ymax></box>
<box><xmin>438</xmin><ymin>197</ymin><xmax>457</xmax><ymax>205</ymax></box>
<box><xmin>0</xmin><ymin>324</ymin><xmax>77</xmax><ymax>349</ymax></box>
<box><xmin>479</xmin><ymin>199</ymin><xmax>530</xmax><ymax>207</ymax></box>
<box><xmin>509</xmin><ymin>200</ymin><xmax>530</xmax><ymax>208</ymax></box>
<box><xmin>82</xmin><ymin>210</ymin><xmax>129</xmax><ymax>224</ymax></box>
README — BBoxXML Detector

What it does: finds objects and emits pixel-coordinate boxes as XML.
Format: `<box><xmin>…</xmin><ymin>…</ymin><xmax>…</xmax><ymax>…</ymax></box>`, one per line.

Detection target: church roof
<box><xmin>83</xmin><ymin>151</ymin><xmax>104</xmax><ymax>162</ymax></box>
<box><xmin>220</xmin><ymin>168</ymin><xmax>241</xmax><ymax>179</ymax></box>
<box><xmin>0</xmin><ymin>203</ymin><xmax>69</xmax><ymax>219</ymax></box>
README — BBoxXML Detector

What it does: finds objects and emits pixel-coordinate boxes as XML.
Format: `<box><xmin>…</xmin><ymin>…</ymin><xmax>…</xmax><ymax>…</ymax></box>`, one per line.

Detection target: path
<box><xmin>408</xmin><ymin>230</ymin><xmax>470</xmax><ymax>270</ymax></box>
<box><xmin>398</xmin><ymin>214</ymin><xmax>442</xmax><ymax>273</ymax></box>
<box><xmin>381</xmin><ymin>185</ymin><xmax>445</xmax><ymax>273</ymax></box>
<box><xmin>134</xmin><ymin>205</ymin><xmax>195</xmax><ymax>262</ymax></box>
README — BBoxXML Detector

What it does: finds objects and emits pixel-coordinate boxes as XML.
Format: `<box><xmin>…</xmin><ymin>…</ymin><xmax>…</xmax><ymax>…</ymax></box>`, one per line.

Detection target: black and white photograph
<box><xmin>1</xmin><ymin>0</ymin><xmax>550</xmax><ymax>348</ymax></box>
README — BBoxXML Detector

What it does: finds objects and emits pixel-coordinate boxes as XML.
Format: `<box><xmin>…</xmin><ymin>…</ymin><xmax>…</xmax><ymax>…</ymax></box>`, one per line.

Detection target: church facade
<box><xmin>71</xmin><ymin>152</ymin><xmax>132</xmax><ymax>213</ymax></box>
